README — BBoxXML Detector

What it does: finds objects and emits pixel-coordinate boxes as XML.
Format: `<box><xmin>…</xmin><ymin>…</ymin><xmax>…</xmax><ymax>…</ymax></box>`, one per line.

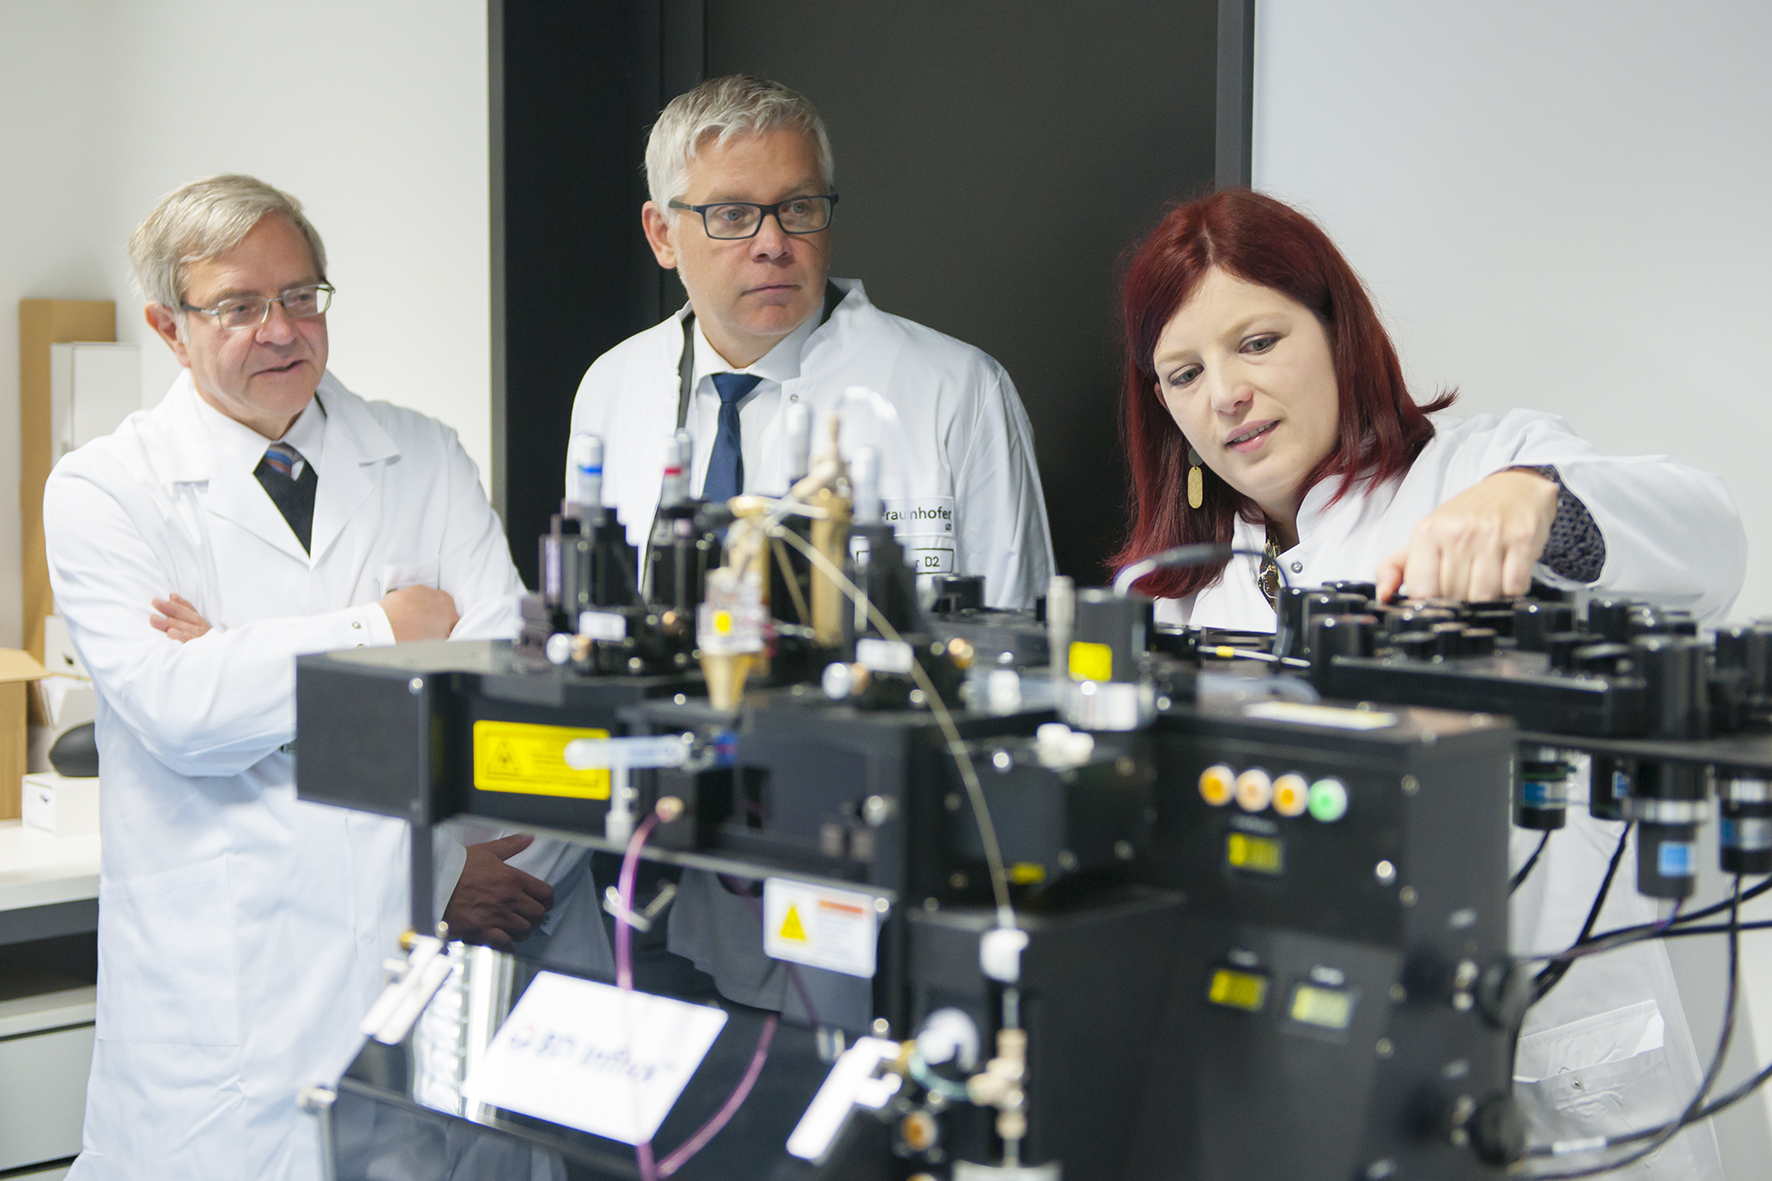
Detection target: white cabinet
<box><xmin>48</xmin><ymin>342</ymin><xmax>140</xmax><ymax>463</ymax></box>
<box><xmin>0</xmin><ymin>976</ymin><xmax>94</xmax><ymax>1171</ymax></box>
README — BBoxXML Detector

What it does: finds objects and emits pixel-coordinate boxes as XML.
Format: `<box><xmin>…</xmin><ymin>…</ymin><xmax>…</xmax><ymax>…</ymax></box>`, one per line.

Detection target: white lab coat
<box><xmin>44</xmin><ymin>371</ymin><xmax>523</xmax><ymax>1181</ymax></box>
<box><xmin>566</xmin><ymin>278</ymin><xmax>1055</xmax><ymax>610</ymax></box>
<box><xmin>1156</xmin><ymin>409</ymin><xmax>1743</xmax><ymax>1179</ymax></box>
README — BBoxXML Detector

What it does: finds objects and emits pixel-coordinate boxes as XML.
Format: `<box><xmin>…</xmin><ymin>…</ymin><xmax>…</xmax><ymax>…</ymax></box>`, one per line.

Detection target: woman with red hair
<box><xmin>1115</xmin><ymin>190</ymin><xmax>1741</xmax><ymax>1180</ymax></box>
<box><xmin>1113</xmin><ymin>189</ymin><xmax>1741</xmax><ymax>630</ymax></box>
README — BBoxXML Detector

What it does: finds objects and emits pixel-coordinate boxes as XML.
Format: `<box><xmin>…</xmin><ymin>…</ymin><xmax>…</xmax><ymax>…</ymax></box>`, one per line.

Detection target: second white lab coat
<box><xmin>45</xmin><ymin>371</ymin><xmax>523</xmax><ymax>1181</ymax></box>
<box><xmin>566</xmin><ymin>278</ymin><xmax>1055</xmax><ymax>609</ymax></box>
<box><xmin>1155</xmin><ymin>408</ymin><xmax>1743</xmax><ymax>1179</ymax></box>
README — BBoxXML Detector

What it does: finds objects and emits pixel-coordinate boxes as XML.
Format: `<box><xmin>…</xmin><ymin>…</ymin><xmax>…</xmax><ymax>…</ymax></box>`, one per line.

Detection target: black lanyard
<box><xmin>673</xmin><ymin>280</ymin><xmax>847</xmax><ymax>430</ymax></box>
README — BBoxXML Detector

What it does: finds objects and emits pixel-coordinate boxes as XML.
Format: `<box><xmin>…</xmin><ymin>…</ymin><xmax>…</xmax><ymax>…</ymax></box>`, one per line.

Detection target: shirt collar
<box><xmin>692</xmin><ymin>312</ymin><xmax>819</xmax><ymax>390</ymax></box>
<box><xmin>189</xmin><ymin>386</ymin><xmax>327</xmax><ymax>473</ymax></box>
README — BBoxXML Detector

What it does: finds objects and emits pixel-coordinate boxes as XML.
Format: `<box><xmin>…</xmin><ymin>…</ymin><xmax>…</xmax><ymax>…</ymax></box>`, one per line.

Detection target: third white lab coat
<box><xmin>45</xmin><ymin>371</ymin><xmax>523</xmax><ymax>1181</ymax></box>
<box><xmin>566</xmin><ymin>278</ymin><xmax>1054</xmax><ymax>609</ymax></box>
<box><xmin>1155</xmin><ymin>409</ymin><xmax>1743</xmax><ymax>1179</ymax></box>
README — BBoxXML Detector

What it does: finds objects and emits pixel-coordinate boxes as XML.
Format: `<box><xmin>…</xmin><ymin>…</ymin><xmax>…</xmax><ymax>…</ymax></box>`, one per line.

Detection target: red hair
<box><xmin>1111</xmin><ymin>189</ymin><xmax>1453</xmax><ymax>598</ymax></box>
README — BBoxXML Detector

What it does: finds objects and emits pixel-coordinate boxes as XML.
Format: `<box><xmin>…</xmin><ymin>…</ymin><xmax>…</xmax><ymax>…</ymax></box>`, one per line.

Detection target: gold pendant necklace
<box><xmin>1259</xmin><ymin>524</ymin><xmax>1282</xmax><ymax>610</ymax></box>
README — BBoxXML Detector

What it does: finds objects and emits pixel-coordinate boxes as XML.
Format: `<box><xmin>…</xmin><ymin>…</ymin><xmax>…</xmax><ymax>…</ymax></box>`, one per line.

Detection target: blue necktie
<box><xmin>255</xmin><ymin>441</ymin><xmax>317</xmax><ymax>553</ymax></box>
<box><xmin>703</xmin><ymin>372</ymin><xmax>762</xmax><ymax>502</ymax></box>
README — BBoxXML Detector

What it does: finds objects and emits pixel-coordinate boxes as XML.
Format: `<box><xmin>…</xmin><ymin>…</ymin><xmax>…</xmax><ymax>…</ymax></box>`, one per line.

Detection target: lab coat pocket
<box><xmin>97</xmin><ymin>855</ymin><xmax>240</xmax><ymax>1045</ymax></box>
<box><xmin>1514</xmin><ymin>1000</ymin><xmax>1698</xmax><ymax>1177</ymax></box>
<box><xmin>374</xmin><ymin>561</ymin><xmax>441</xmax><ymax>598</ymax></box>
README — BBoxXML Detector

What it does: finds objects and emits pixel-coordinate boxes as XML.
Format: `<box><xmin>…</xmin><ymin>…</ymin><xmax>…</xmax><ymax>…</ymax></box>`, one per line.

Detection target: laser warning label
<box><xmin>763</xmin><ymin>878</ymin><xmax>879</xmax><ymax>978</ymax></box>
<box><xmin>473</xmin><ymin>721</ymin><xmax>611</xmax><ymax>799</ymax></box>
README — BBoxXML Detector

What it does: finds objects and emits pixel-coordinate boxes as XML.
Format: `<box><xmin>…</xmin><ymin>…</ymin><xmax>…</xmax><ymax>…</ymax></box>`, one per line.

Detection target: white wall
<box><xmin>0</xmin><ymin>0</ymin><xmax>494</xmax><ymax>649</ymax></box>
<box><xmin>1253</xmin><ymin>0</ymin><xmax>1772</xmax><ymax>1166</ymax></box>
<box><xmin>0</xmin><ymin>0</ymin><xmax>117</xmax><ymax>651</ymax></box>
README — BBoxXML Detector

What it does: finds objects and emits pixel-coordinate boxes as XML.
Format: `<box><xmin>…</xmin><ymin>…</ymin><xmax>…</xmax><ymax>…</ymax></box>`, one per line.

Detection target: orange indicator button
<box><xmin>1273</xmin><ymin>773</ymin><xmax>1309</xmax><ymax>817</ymax></box>
<box><xmin>1199</xmin><ymin>764</ymin><xmax>1236</xmax><ymax>807</ymax></box>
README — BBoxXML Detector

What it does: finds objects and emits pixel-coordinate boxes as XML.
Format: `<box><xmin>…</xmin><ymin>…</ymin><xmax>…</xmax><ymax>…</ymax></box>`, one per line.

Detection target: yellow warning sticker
<box><xmin>778</xmin><ymin>905</ymin><xmax>807</xmax><ymax>942</ymax></box>
<box><xmin>472</xmin><ymin>721</ymin><xmax>611</xmax><ymax>799</ymax></box>
<box><xmin>1069</xmin><ymin>639</ymin><xmax>1113</xmax><ymax>682</ymax></box>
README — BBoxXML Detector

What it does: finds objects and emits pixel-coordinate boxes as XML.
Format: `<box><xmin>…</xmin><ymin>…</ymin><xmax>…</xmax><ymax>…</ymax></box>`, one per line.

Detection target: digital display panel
<box><xmin>1289</xmin><ymin>984</ymin><xmax>1355</xmax><ymax>1030</ymax></box>
<box><xmin>1226</xmin><ymin>831</ymin><xmax>1284</xmax><ymax>875</ymax></box>
<box><xmin>1207</xmin><ymin>968</ymin><xmax>1269</xmax><ymax>1013</ymax></box>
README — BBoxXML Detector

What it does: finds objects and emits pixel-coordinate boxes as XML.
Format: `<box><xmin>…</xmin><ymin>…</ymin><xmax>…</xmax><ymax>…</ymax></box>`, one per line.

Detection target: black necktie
<box><xmin>703</xmin><ymin>373</ymin><xmax>763</xmax><ymax>502</ymax></box>
<box><xmin>255</xmin><ymin>441</ymin><xmax>317</xmax><ymax>554</ymax></box>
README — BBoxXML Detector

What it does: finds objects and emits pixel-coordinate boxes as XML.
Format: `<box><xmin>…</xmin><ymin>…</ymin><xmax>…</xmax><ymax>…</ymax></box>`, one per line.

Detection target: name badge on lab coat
<box><xmin>881</xmin><ymin>496</ymin><xmax>956</xmax><ymax>575</ymax></box>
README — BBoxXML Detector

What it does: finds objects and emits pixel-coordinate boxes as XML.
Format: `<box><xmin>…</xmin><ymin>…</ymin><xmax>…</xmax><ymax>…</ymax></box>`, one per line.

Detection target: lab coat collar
<box><xmin>799</xmin><ymin>278</ymin><xmax>873</xmax><ymax>377</ymax></box>
<box><xmin>309</xmin><ymin>373</ymin><xmax>398</xmax><ymax>562</ymax></box>
<box><xmin>155</xmin><ymin>370</ymin><xmax>397</xmax><ymax>565</ymax></box>
<box><xmin>692</xmin><ymin>310</ymin><xmax>818</xmax><ymax>388</ymax></box>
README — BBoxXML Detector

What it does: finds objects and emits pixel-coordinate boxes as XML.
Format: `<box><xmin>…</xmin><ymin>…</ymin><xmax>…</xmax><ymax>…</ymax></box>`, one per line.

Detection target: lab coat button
<box><xmin>1290</xmin><ymin>561</ymin><xmax>1303</xmax><ymax>574</ymax></box>
<box><xmin>352</xmin><ymin>621</ymin><xmax>362</xmax><ymax>629</ymax></box>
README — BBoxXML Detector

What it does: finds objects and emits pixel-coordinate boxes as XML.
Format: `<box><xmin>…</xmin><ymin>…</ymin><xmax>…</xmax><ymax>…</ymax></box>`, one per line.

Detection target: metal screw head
<box><xmin>1375</xmin><ymin>1037</ymin><xmax>1395</xmax><ymax>1058</ymax></box>
<box><xmin>674</xmin><ymin>693</ymin><xmax>687</xmax><ymax>705</ymax></box>
<box><xmin>407</xmin><ymin>677</ymin><xmax>425</xmax><ymax>695</ymax></box>
<box><xmin>950</xmin><ymin>871</ymin><xmax>969</xmax><ymax>889</ymax></box>
<box><xmin>873</xmin><ymin>896</ymin><xmax>890</xmax><ymax>915</ymax></box>
<box><xmin>1399</xmin><ymin>885</ymin><xmax>1418</xmax><ymax>906</ymax></box>
<box><xmin>628</xmin><ymin>656</ymin><xmax>645</xmax><ymax>672</ymax></box>
<box><xmin>1056</xmin><ymin>850</ymin><xmax>1079</xmax><ymax>872</ymax></box>
<box><xmin>1375</xmin><ymin>859</ymin><xmax>1398</xmax><ymax>886</ymax></box>
<box><xmin>992</xmin><ymin>749</ymin><xmax>1013</xmax><ymax>772</ymax></box>
<box><xmin>862</xmin><ymin>795</ymin><xmax>895</xmax><ymax>827</ymax></box>
<box><xmin>1401</xmin><ymin>775</ymin><xmax>1420</xmax><ymax>795</ymax></box>
<box><xmin>1114</xmin><ymin>840</ymin><xmax>1135</xmax><ymax>861</ymax></box>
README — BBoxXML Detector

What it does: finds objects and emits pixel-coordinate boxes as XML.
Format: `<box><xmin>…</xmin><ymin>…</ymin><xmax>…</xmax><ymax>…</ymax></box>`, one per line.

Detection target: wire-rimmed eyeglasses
<box><xmin>668</xmin><ymin>194</ymin><xmax>838</xmax><ymax>240</ymax></box>
<box><xmin>180</xmin><ymin>282</ymin><xmax>335</xmax><ymax>330</ymax></box>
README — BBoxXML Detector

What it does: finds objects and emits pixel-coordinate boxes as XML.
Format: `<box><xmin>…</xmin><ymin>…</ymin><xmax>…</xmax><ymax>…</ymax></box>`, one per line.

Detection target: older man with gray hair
<box><xmin>44</xmin><ymin>174</ymin><xmax>549</xmax><ymax>1179</ymax></box>
<box><xmin>570</xmin><ymin>74</ymin><xmax>1053</xmax><ymax>607</ymax></box>
<box><xmin>559</xmin><ymin>75</ymin><xmax>1054</xmax><ymax>1008</ymax></box>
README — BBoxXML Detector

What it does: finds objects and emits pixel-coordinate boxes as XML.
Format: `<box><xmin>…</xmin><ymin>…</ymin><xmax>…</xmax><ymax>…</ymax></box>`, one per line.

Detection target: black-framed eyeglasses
<box><xmin>668</xmin><ymin>193</ymin><xmax>838</xmax><ymax>240</ymax></box>
<box><xmin>180</xmin><ymin>282</ymin><xmax>335</xmax><ymax>330</ymax></box>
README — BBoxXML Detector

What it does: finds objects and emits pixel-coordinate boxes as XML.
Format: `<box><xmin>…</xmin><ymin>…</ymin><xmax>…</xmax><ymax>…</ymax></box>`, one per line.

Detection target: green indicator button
<box><xmin>1308</xmin><ymin>778</ymin><xmax>1349</xmax><ymax>822</ymax></box>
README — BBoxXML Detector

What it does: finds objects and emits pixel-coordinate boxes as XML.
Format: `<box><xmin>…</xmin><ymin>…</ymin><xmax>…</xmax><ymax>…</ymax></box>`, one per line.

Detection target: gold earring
<box><xmin>1187</xmin><ymin>446</ymin><xmax>1203</xmax><ymax>509</ymax></box>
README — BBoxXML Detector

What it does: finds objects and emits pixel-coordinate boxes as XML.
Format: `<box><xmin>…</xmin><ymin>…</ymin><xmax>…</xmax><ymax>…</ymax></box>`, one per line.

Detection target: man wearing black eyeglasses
<box><xmin>568</xmin><ymin>73</ymin><xmax>1054</xmax><ymax>615</ymax></box>
<box><xmin>43</xmin><ymin>175</ymin><xmax>551</xmax><ymax>1181</ymax></box>
<box><xmin>554</xmin><ymin>75</ymin><xmax>1056</xmax><ymax>1012</ymax></box>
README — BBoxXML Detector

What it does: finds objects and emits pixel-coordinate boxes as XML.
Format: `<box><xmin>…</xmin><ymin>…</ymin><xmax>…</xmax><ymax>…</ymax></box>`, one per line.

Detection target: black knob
<box><xmin>1323</xmin><ymin>580</ymin><xmax>1377</xmax><ymax>604</ymax></box>
<box><xmin>1394</xmin><ymin>630</ymin><xmax>1440</xmax><ymax>661</ymax></box>
<box><xmin>1460</xmin><ymin>627</ymin><xmax>1498</xmax><ymax>657</ymax></box>
<box><xmin>1587</xmin><ymin>598</ymin><xmax>1634</xmax><ymax>642</ymax></box>
<box><xmin>1308</xmin><ymin>613</ymin><xmax>1377</xmax><ymax>689</ymax></box>
<box><xmin>1715</xmin><ymin>625</ymin><xmax>1772</xmax><ymax>699</ymax></box>
<box><xmin>1545</xmin><ymin>631</ymin><xmax>1586</xmax><ymax>672</ymax></box>
<box><xmin>1297</xmin><ymin>592</ymin><xmax>1340</xmax><ymax>656</ymax></box>
<box><xmin>1573</xmin><ymin>642</ymin><xmax>1634</xmax><ymax>677</ymax></box>
<box><xmin>1430</xmin><ymin>621</ymin><xmax>1467</xmax><ymax>659</ymax></box>
<box><xmin>1277</xmin><ymin>586</ymin><xmax>1315</xmax><ymax>657</ymax></box>
<box><xmin>1514</xmin><ymin>601</ymin><xmax>1575</xmax><ymax>652</ymax></box>
<box><xmin>1634</xmin><ymin>635</ymin><xmax>1708</xmax><ymax>740</ymax></box>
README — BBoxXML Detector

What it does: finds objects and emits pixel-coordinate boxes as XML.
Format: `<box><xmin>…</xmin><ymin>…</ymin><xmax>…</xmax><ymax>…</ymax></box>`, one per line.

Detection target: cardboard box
<box><xmin>21</xmin><ymin>772</ymin><xmax>99</xmax><ymax>837</ymax></box>
<box><xmin>0</xmin><ymin>649</ymin><xmax>51</xmax><ymax>820</ymax></box>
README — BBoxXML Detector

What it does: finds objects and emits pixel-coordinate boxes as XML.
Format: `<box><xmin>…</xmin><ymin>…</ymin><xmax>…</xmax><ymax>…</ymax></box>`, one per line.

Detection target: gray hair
<box><xmin>128</xmin><ymin>174</ymin><xmax>327</xmax><ymax>309</ymax></box>
<box><xmin>645</xmin><ymin>75</ymin><xmax>835</xmax><ymax>213</ymax></box>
